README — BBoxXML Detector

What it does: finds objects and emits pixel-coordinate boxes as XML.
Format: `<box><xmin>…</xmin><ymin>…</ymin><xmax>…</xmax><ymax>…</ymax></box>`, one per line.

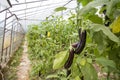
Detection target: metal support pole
<box><xmin>12</xmin><ymin>24</ymin><xmax>16</xmax><ymax>53</ymax></box>
<box><xmin>1</xmin><ymin>10</ymin><xmax>7</xmax><ymax>62</ymax></box>
<box><xmin>5</xmin><ymin>47</ymin><xmax>7</xmax><ymax>62</ymax></box>
<box><xmin>9</xmin><ymin>20</ymin><xmax>14</xmax><ymax>59</ymax></box>
<box><xmin>0</xmin><ymin>7</ymin><xmax>10</xmax><ymax>13</ymax></box>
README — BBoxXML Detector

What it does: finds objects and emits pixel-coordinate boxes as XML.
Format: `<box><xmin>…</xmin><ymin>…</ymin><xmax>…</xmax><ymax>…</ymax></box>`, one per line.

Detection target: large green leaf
<box><xmin>113</xmin><ymin>9</ymin><xmax>120</xmax><ymax>18</ymax></box>
<box><xmin>54</xmin><ymin>7</ymin><xmax>67</xmax><ymax>12</ymax></box>
<box><xmin>95</xmin><ymin>57</ymin><xmax>116</xmax><ymax>69</ymax></box>
<box><xmin>53</xmin><ymin>51</ymin><xmax>68</xmax><ymax>69</ymax></box>
<box><xmin>108</xmin><ymin>47</ymin><xmax>120</xmax><ymax>70</ymax></box>
<box><xmin>81</xmin><ymin>63</ymin><xmax>98</xmax><ymax>80</ymax></box>
<box><xmin>106</xmin><ymin>0</ymin><xmax>120</xmax><ymax>17</ymax></box>
<box><xmin>88</xmin><ymin>15</ymin><xmax>103</xmax><ymax>24</ymax></box>
<box><xmin>79</xmin><ymin>0</ymin><xmax>109</xmax><ymax>16</ymax></box>
<box><xmin>90</xmin><ymin>24</ymin><xmax>120</xmax><ymax>43</ymax></box>
<box><xmin>71</xmin><ymin>61</ymin><xmax>81</xmax><ymax>78</ymax></box>
<box><xmin>92</xmin><ymin>31</ymin><xmax>106</xmax><ymax>53</ymax></box>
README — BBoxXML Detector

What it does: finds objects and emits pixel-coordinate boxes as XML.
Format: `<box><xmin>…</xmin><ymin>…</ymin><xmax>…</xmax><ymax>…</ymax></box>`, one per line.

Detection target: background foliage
<box><xmin>27</xmin><ymin>0</ymin><xmax>120</xmax><ymax>80</ymax></box>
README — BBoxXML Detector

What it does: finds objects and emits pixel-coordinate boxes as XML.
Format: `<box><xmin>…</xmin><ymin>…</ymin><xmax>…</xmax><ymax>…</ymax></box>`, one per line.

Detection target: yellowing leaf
<box><xmin>80</xmin><ymin>58</ymin><xmax>86</xmax><ymax>66</ymax></box>
<box><xmin>53</xmin><ymin>51</ymin><xmax>68</xmax><ymax>69</ymax></box>
<box><xmin>75</xmin><ymin>76</ymin><xmax>80</xmax><ymax>80</ymax></box>
<box><xmin>110</xmin><ymin>16</ymin><xmax>120</xmax><ymax>33</ymax></box>
<box><xmin>47</xmin><ymin>32</ymin><xmax>50</xmax><ymax>37</ymax></box>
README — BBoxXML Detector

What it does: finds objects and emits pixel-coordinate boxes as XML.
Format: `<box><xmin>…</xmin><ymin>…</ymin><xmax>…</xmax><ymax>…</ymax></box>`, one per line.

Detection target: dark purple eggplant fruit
<box><xmin>75</xmin><ymin>30</ymin><xmax>87</xmax><ymax>54</ymax></box>
<box><xmin>64</xmin><ymin>49</ymin><xmax>75</xmax><ymax>69</ymax></box>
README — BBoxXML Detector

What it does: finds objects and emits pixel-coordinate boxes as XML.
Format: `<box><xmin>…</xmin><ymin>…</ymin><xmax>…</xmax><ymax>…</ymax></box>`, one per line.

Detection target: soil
<box><xmin>17</xmin><ymin>40</ymin><xmax>30</xmax><ymax>80</ymax></box>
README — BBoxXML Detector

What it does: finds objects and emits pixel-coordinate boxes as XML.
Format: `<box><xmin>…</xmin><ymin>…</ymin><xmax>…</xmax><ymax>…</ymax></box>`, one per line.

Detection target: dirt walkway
<box><xmin>17</xmin><ymin>40</ymin><xmax>30</xmax><ymax>80</ymax></box>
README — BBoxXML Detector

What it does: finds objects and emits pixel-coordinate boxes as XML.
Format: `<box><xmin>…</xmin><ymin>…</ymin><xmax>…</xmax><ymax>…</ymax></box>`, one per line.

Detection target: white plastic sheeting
<box><xmin>0</xmin><ymin>0</ymin><xmax>11</xmax><ymax>8</ymax></box>
<box><xmin>1</xmin><ymin>0</ymin><xmax>77</xmax><ymax>31</ymax></box>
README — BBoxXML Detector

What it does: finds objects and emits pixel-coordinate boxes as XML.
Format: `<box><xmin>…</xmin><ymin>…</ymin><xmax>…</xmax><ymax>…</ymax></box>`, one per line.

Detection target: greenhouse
<box><xmin>0</xmin><ymin>0</ymin><xmax>120</xmax><ymax>80</ymax></box>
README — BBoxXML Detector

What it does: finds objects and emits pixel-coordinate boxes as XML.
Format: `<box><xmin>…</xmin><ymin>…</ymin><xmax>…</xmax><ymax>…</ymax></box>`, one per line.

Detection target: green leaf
<box><xmin>53</xmin><ymin>51</ymin><xmax>68</xmax><ymax>69</ymax></box>
<box><xmin>46</xmin><ymin>74</ymin><xmax>59</xmax><ymax>79</ymax></box>
<box><xmin>106</xmin><ymin>0</ymin><xmax>120</xmax><ymax>17</ymax></box>
<box><xmin>81</xmin><ymin>0</ymin><xmax>93</xmax><ymax>6</ymax></box>
<box><xmin>81</xmin><ymin>63</ymin><xmax>98</xmax><ymax>80</ymax></box>
<box><xmin>88</xmin><ymin>15</ymin><xmax>103</xmax><ymax>24</ymax></box>
<box><xmin>108</xmin><ymin>47</ymin><xmax>120</xmax><ymax>70</ymax></box>
<box><xmin>77</xmin><ymin>0</ymin><xmax>93</xmax><ymax>6</ymax></box>
<box><xmin>92</xmin><ymin>31</ymin><xmax>106</xmax><ymax>53</ymax></box>
<box><xmin>113</xmin><ymin>9</ymin><xmax>120</xmax><ymax>18</ymax></box>
<box><xmin>95</xmin><ymin>57</ymin><xmax>116</xmax><ymax>69</ymax></box>
<box><xmin>79</xmin><ymin>0</ymin><xmax>109</xmax><ymax>16</ymax></box>
<box><xmin>71</xmin><ymin>62</ymin><xmax>81</xmax><ymax>78</ymax></box>
<box><xmin>74</xmin><ymin>76</ymin><xmax>80</xmax><ymax>80</ymax></box>
<box><xmin>99</xmin><ymin>4</ymin><xmax>107</xmax><ymax>14</ymax></box>
<box><xmin>80</xmin><ymin>58</ymin><xmax>86</xmax><ymax>66</ymax></box>
<box><xmin>77</xmin><ymin>0</ymin><xmax>81</xmax><ymax>3</ymax></box>
<box><xmin>54</xmin><ymin>7</ymin><xmax>67</xmax><ymax>12</ymax></box>
<box><xmin>87</xmin><ymin>58</ymin><xmax>92</xmax><ymax>63</ymax></box>
<box><xmin>90</xmin><ymin>24</ymin><xmax>120</xmax><ymax>43</ymax></box>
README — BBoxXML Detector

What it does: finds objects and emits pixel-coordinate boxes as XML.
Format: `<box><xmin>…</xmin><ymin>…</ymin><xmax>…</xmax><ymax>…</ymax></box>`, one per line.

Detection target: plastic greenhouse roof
<box><xmin>0</xmin><ymin>0</ymin><xmax>77</xmax><ymax>31</ymax></box>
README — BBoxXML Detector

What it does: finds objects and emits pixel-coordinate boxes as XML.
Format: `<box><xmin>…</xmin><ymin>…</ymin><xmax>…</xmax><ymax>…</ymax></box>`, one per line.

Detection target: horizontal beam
<box><xmin>16</xmin><ymin>4</ymin><xmax>62</xmax><ymax>17</ymax></box>
<box><xmin>19</xmin><ymin>18</ymin><xmax>45</xmax><ymax>21</ymax></box>
<box><xmin>10</xmin><ymin>1</ymin><xmax>67</xmax><ymax>12</ymax></box>
<box><xmin>12</xmin><ymin>0</ymin><xmax>47</xmax><ymax>6</ymax></box>
<box><xmin>0</xmin><ymin>7</ymin><xmax>10</xmax><ymax>13</ymax></box>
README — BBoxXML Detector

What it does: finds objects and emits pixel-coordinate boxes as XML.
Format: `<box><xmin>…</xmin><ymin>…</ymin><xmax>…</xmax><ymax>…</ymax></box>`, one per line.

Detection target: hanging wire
<box><xmin>63</xmin><ymin>0</ymin><xmax>73</xmax><ymax>6</ymax></box>
<box><xmin>15</xmin><ymin>0</ymin><xmax>19</xmax><ymax>3</ymax></box>
<box><xmin>61</xmin><ymin>0</ymin><xmax>74</xmax><ymax>17</ymax></box>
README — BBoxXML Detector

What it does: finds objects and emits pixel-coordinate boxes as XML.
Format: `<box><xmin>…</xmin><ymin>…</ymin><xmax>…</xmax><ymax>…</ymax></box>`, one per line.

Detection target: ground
<box><xmin>17</xmin><ymin>40</ymin><xmax>30</xmax><ymax>80</ymax></box>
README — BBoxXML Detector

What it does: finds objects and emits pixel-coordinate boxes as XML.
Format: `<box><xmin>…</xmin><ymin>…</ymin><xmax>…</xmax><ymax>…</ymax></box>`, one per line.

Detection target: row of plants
<box><xmin>27</xmin><ymin>15</ymin><xmax>78</xmax><ymax>79</ymax></box>
<box><xmin>27</xmin><ymin>0</ymin><xmax>120</xmax><ymax>80</ymax></box>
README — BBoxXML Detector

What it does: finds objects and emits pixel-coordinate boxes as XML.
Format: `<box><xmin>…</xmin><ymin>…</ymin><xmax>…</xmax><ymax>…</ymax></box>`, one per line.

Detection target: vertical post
<box><xmin>1</xmin><ymin>10</ymin><xmax>7</xmax><ymax>62</ymax></box>
<box><xmin>5</xmin><ymin>47</ymin><xmax>7</xmax><ymax>62</ymax></box>
<box><xmin>9</xmin><ymin>19</ymin><xmax>14</xmax><ymax>59</ymax></box>
<box><xmin>12</xmin><ymin>23</ymin><xmax>15</xmax><ymax>54</ymax></box>
<box><xmin>16</xmin><ymin>23</ymin><xmax>19</xmax><ymax>48</ymax></box>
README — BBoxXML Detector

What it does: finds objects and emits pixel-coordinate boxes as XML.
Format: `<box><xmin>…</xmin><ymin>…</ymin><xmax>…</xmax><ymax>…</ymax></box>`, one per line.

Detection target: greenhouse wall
<box><xmin>0</xmin><ymin>0</ymin><xmax>25</xmax><ymax>69</ymax></box>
